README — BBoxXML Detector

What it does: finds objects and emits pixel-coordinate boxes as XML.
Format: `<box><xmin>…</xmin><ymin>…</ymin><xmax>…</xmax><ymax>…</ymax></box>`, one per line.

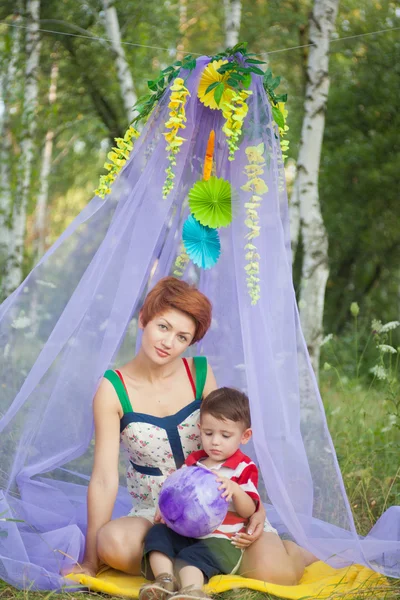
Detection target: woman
<box><xmin>67</xmin><ymin>277</ymin><xmax>313</xmax><ymax>585</ymax></box>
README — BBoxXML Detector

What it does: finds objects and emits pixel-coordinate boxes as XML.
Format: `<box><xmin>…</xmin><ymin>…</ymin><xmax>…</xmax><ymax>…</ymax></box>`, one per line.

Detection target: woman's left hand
<box><xmin>232</xmin><ymin>508</ymin><xmax>264</xmax><ymax>549</ymax></box>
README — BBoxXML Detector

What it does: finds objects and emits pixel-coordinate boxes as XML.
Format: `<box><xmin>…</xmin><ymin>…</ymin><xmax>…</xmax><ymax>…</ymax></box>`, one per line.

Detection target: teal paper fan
<box><xmin>188</xmin><ymin>176</ymin><xmax>233</xmax><ymax>229</ymax></box>
<box><xmin>182</xmin><ymin>215</ymin><xmax>221</xmax><ymax>269</ymax></box>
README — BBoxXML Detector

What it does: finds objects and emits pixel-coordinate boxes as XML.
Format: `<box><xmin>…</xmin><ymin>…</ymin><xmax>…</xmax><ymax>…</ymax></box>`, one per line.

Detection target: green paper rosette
<box><xmin>188</xmin><ymin>176</ymin><xmax>233</xmax><ymax>229</ymax></box>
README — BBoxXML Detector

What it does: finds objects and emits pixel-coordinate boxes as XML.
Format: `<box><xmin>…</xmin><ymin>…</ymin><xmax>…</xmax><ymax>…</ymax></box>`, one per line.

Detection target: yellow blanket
<box><xmin>66</xmin><ymin>561</ymin><xmax>386</xmax><ymax>599</ymax></box>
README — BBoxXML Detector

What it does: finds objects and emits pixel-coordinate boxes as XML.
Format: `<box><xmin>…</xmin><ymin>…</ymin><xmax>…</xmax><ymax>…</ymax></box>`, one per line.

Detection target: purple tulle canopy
<box><xmin>0</xmin><ymin>55</ymin><xmax>399</xmax><ymax>590</ymax></box>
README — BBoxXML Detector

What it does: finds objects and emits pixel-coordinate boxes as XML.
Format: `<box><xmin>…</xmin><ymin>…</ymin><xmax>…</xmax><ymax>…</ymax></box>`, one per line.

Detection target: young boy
<box><xmin>139</xmin><ymin>387</ymin><xmax>260</xmax><ymax>600</ymax></box>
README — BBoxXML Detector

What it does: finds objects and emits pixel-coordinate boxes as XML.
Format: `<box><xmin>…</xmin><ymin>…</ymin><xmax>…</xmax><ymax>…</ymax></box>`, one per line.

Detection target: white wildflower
<box><xmin>377</xmin><ymin>344</ymin><xmax>397</xmax><ymax>354</ymax></box>
<box><xmin>369</xmin><ymin>365</ymin><xmax>387</xmax><ymax>380</ymax></box>
<box><xmin>381</xmin><ymin>416</ymin><xmax>396</xmax><ymax>433</ymax></box>
<box><xmin>11</xmin><ymin>316</ymin><xmax>31</xmax><ymax>330</ymax></box>
<box><xmin>380</xmin><ymin>321</ymin><xmax>400</xmax><ymax>333</ymax></box>
<box><xmin>321</xmin><ymin>333</ymin><xmax>333</xmax><ymax>346</ymax></box>
<box><xmin>371</xmin><ymin>319</ymin><xmax>382</xmax><ymax>333</ymax></box>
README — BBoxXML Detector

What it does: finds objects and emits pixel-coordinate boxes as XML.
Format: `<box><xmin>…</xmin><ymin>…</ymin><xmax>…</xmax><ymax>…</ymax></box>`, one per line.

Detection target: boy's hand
<box><xmin>154</xmin><ymin>506</ymin><xmax>165</xmax><ymax>524</ymax></box>
<box><xmin>216</xmin><ymin>475</ymin><xmax>239</xmax><ymax>502</ymax></box>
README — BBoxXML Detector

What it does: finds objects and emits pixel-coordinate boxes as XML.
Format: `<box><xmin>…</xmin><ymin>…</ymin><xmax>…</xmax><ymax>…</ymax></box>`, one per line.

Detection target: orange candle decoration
<box><xmin>203</xmin><ymin>129</ymin><xmax>215</xmax><ymax>181</ymax></box>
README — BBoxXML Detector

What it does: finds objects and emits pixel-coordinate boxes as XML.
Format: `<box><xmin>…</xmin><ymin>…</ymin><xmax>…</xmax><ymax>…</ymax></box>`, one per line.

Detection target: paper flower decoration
<box><xmin>197</xmin><ymin>60</ymin><xmax>233</xmax><ymax>110</ymax></box>
<box><xmin>221</xmin><ymin>88</ymin><xmax>252</xmax><ymax>160</ymax></box>
<box><xmin>241</xmin><ymin>143</ymin><xmax>268</xmax><ymax>305</ymax></box>
<box><xmin>188</xmin><ymin>176</ymin><xmax>233</xmax><ymax>229</ymax></box>
<box><xmin>182</xmin><ymin>215</ymin><xmax>221</xmax><ymax>269</ymax></box>
<box><xmin>95</xmin><ymin>126</ymin><xmax>139</xmax><ymax>198</ymax></box>
<box><xmin>245</xmin><ymin>143</ymin><xmax>265</xmax><ymax>164</ymax></box>
<box><xmin>203</xmin><ymin>130</ymin><xmax>215</xmax><ymax>181</ymax></box>
<box><xmin>162</xmin><ymin>77</ymin><xmax>190</xmax><ymax>198</ymax></box>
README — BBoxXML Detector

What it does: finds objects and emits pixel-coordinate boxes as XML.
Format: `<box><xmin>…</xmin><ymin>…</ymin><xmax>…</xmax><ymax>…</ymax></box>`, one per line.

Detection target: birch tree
<box><xmin>0</xmin><ymin>12</ymin><xmax>23</xmax><ymax>283</ymax></box>
<box><xmin>3</xmin><ymin>1</ymin><xmax>41</xmax><ymax>296</ymax></box>
<box><xmin>223</xmin><ymin>0</ymin><xmax>242</xmax><ymax>47</ymax></box>
<box><xmin>102</xmin><ymin>0</ymin><xmax>136</xmax><ymax>123</ymax></box>
<box><xmin>295</xmin><ymin>0</ymin><xmax>339</xmax><ymax>374</ymax></box>
<box><xmin>33</xmin><ymin>62</ymin><xmax>59</xmax><ymax>260</ymax></box>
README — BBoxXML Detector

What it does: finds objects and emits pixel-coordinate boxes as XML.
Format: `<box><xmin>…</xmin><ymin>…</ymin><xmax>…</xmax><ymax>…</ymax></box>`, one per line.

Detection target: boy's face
<box><xmin>199</xmin><ymin>412</ymin><xmax>252</xmax><ymax>462</ymax></box>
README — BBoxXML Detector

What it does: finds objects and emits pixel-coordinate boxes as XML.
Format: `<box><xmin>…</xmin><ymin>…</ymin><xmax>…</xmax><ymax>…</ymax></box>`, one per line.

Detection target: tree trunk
<box><xmin>4</xmin><ymin>0</ymin><xmax>41</xmax><ymax>296</ymax></box>
<box><xmin>223</xmin><ymin>0</ymin><xmax>242</xmax><ymax>47</ymax></box>
<box><xmin>0</xmin><ymin>12</ymin><xmax>23</xmax><ymax>285</ymax></box>
<box><xmin>102</xmin><ymin>0</ymin><xmax>136</xmax><ymax>123</ymax></box>
<box><xmin>289</xmin><ymin>176</ymin><xmax>301</xmax><ymax>257</ymax></box>
<box><xmin>33</xmin><ymin>62</ymin><xmax>59</xmax><ymax>261</ymax></box>
<box><xmin>296</xmin><ymin>0</ymin><xmax>339</xmax><ymax>374</ymax></box>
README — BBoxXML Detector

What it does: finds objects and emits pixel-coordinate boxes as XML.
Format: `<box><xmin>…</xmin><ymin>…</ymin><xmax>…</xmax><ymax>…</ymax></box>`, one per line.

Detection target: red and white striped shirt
<box><xmin>184</xmin><ymin>449</ymin><xmax>260</xmax><ymax>540</ymax></box>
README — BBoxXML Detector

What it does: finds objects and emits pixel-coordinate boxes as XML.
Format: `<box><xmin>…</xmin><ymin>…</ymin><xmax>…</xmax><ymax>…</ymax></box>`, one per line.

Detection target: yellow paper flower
<box><xmin>162</xmin><ymin>78</ymin><xmax>190</xmax><ymax>199</ymax></box>
<box><xmin>241</xmin><ymin>143</ymin><xmax>269</xmax><ymax>305</ymax></box>
<box><xmin>220</xmin><ymin>89</ymin><xmax>252</xmax><ymax>161</ymax></box>
<box><xmin>197</xmin><ymin>60</ymin><xmax>233</xmax><ymax>109</ymax></box>
<box><xmin>245</xmin><ymin>143</ymin><xmax>265</xmax><ymax>164</ymax></box>
<box><xmin>95</xmin><ymin>125</ymin><xmax>139</xmax><ymax>198</ymax></box>
<box><xmin>274</xmin><ymin>101</ymin><xmax>290</xmax><ymax>160</ymax></box>
<box><xmin>173</xmin><ymin>247</ymin><xmax>190</xmax><ymax>277</ymax></box>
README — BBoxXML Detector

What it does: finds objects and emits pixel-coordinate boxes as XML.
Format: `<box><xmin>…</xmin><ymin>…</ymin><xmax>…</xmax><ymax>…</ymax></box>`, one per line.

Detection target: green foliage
<box><xmin>319</xmin><ymin>0</ymin><xmax>400</xmax><ymax>333</ymax></box>
<box><xmin>132</xmin><ymin>54</ymin><xmax>197</xmax><ymax>125</ymax></box>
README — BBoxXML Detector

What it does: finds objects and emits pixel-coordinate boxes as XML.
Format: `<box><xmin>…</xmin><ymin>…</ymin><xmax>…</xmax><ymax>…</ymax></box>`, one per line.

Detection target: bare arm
<box><xmin>81</xmin><ymin>379</ymin><xmax>121</xmax><ymax>572</ymax></box>
<box><xmin>231</xmin><ymin>484</ymin><xmax>257</xmax><ymax>518</ymax></box>
<box><xmin>217</xmin><ymin>476</ymin><xmax>257</xmax><ymax>519</ymax></box>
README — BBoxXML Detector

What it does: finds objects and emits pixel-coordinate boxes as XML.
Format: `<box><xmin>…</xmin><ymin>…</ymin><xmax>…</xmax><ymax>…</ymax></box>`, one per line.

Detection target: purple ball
<box><xmin>159</xmin><ymin>466</ymin><xmax>228</xmax><ymax>537</ymax></box>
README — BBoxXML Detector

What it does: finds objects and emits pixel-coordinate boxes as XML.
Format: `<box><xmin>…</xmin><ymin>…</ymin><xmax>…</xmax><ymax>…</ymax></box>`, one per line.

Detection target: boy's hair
<box><xmin>200</xmin><ymin>387</ymin><xmax>251</xmax><ymax>429</ymax></box>
<box><xmin>140</xmin><ymin>276</ymin><xmax>212</xmax><ymax>345</ymax></box>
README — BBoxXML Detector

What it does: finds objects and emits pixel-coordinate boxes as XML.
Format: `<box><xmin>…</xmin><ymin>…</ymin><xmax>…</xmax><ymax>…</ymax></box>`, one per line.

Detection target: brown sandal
<box><xmin>139</xmin><ymin>572</ymin><xmax>179</xmax><ymax>600</ymax></box>
<box><xmin>172</xmin><ymin>586</ymin><xmax>212</xmax><ymax>599</ymax></box>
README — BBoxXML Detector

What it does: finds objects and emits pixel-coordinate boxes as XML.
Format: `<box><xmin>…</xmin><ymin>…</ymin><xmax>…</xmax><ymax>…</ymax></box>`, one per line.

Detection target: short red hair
<box><xmin>140</xmin><ymin>277</ymin><xmax>212</xmax><ymax>344</ymax></box>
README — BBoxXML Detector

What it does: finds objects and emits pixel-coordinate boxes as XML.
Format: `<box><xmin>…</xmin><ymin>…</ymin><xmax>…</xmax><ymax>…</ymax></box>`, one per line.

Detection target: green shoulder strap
<box><xmin>193</xmin><ymin>356</ymin><xmax>207</xmax><ymax>400</ymax></box>
<box><xmin>104</xmin><ymin>369</ymin><xmax>133</xmax><ymax>415</ymax></box>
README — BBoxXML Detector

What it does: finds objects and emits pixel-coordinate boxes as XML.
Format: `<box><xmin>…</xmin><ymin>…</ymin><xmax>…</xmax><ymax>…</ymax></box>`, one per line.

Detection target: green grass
<box><xmin>1</xmin><ymin>380</ymin><xmax>399</xmax><ymax>599</ymax></box>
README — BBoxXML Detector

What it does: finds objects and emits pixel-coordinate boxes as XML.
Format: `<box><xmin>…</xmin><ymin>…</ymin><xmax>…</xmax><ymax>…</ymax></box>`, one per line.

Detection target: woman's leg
<box><xmin>97</xmin><ymin>516</ymin><xmax>153</xmax><ymax>574</ymax></box>
<box><xmin>239</xmin><ymin>532</ymin><xmax>315</xmax><ymax>585</ymax></box>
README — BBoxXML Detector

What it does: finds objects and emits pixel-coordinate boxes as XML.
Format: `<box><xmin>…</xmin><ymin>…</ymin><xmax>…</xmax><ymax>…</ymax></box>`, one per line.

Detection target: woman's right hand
<box><xmin>62</xmin><ymin>560</ymin><xmax>98</xmax><ymax>578</ymax></box>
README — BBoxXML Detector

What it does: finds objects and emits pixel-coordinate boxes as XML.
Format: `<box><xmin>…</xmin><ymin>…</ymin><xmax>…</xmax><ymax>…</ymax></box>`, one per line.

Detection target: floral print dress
<box><xmin>104</xmin><ymin>356</ymin><xmax>207</xmax><ymax>522</ymax></box>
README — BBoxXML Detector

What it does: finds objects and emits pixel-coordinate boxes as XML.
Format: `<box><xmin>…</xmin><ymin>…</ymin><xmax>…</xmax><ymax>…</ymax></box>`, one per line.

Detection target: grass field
<box><xmin>1</xmin><ymin>372</ymin><xmax>399</xmax><ymax>599</ymax></box>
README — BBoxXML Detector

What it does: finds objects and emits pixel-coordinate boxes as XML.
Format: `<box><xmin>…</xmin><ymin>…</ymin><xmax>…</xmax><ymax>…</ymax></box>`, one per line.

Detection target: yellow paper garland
<box><xmin>162</xmin><ymin>77</ymin><xmax>190</xmax><ymax>199</ymax></box>
<box><xmin>241</xmin><ymin>143</ymin><xmax>268</xmax><ymax>305</ymax></box>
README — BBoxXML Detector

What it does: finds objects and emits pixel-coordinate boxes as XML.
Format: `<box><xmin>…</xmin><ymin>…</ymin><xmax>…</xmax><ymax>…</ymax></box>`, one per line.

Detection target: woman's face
<box><xmin>139</xmin><ymin>308</ymin><xmax>196</xmax><ymax>364</ymax></box>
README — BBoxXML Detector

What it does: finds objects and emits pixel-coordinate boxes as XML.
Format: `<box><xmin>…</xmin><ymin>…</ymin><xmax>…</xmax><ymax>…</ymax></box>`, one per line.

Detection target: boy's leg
<box><xmin>139</xmin><ymin>525</ymin><xmax>181</xmax><ymax>600</ymax></box>
<box><xmin>173</xmin><ymin>538</ymin><xmax>241</xmax><ymax>599</ymax></box>
<box><xmin>176</xmin><ymin>537</ymin><xmax>242</xmax><ymax>582</ymax></box>
<box><xmin>148</xmin><ymin>551</ymin><xmax>174</xmax><ymax>579</ymax></box>
<box><xmin>177</xmin><ymin>564</ymin><xmax>205</xmax><ymax>589</ymax></box>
